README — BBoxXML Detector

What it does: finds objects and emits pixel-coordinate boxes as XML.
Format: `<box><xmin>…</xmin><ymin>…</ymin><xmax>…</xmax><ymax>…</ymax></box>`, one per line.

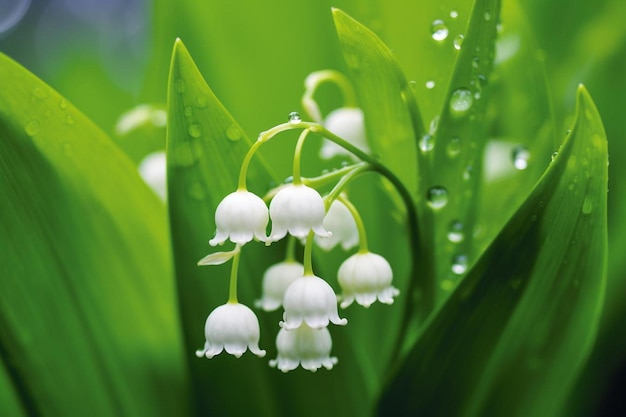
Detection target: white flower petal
<box><xmin>138</xmin><ymin>151</ymin><xmax>167</xmax><ymax>201</ymax></box>
<box><xmin>268</xmin><ymin>184</ymin><xmax>330</xmax><ymax>242</ymax></box>
<box><xmin>209</xmin><ymin>190</ymin><xmax>269</xmax><ymax>246</ymax></box>
<box><xmin>315</xmin><ymin>199</ymin><xmax>359</xmax><ymax>251</ymax></box>
<box><xmin>196</xmin><ymin>303</ymin><xmax>266</xmax><ymax>359</ymax></box>
<box><xmin>320</xmin><ymin>107</ymin><xmax>369</xmax><ymax>160</ymax></box>
<box><xmin>269</xmin><ymin>324</ymin><xmax>338</xmax><ymax>373</ymax></box>
<box><xmin>338</xmin><ymin>252</ymin><xmax>399</xmax><ymax>308</ymax></box>
<box><xmin>281</xmin><ymin>275</ymin><xmax>347</xmax><ymax>329</ymax></box>
<box><xmin>255</xmin><ymin>261</ymin><xmax>305</xmax><ymax>311</ymax></box>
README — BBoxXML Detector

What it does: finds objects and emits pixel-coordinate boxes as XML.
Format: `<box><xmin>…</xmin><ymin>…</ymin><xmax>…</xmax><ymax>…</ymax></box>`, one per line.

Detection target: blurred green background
<box><xmin>1</xmin><ymin>0</ymin><xmax>624</xmax><ymax>415</ymax></box>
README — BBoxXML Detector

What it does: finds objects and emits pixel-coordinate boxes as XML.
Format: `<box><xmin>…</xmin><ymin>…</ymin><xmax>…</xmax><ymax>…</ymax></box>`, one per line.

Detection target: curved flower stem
<box><xmin>252</xmin><ymin>121</ymin><xmax>430</xmax><ymax>322</ymax></box>
<box><xmin>302</xmin><ymin>70</ymin><xmax>358</xmax><ymax>122</ymax></box>
<box><xmin>302</xmin><ymin>162</ymin><xmax>365</xmax><ymax>189</ymax></box>
<box><xmin>337</xmin><ymin>195</ymin><xmax>368</xmax><ymax>254</ymax></box>
<box><xmin>292</xmin><ymin>128</ymin><xmax>311</xmax><ymax>185</ymax></box>
<box><xmin>237</xmin><ymin>140</ymin><xmax>263</xmax><ymax>191</ymax></box>
<box><xmin>227</xmin><ymin>248</ymin><xmax>241</xmax><ymax>303</ymax></box>
<box><xmin>303</xmin><ymin>231</ymin><xmax>315</xmax><ymax>276</ymax></box>
<box><xmin>323</xmin><ymin>163</ymin><xmax>372</xmax><ymax>210</ymax></box>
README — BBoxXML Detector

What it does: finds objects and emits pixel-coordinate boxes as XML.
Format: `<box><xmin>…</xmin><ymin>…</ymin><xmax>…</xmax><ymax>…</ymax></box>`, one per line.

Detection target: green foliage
<box><xmin>0</xmin><ymin>53</ymin><xmax>189</xmax><ymax>415</ymax></box>
<box><xmin>0</xmin><ymin>0</ymin><xmax>620</xmax><ymax>416</ymax></box>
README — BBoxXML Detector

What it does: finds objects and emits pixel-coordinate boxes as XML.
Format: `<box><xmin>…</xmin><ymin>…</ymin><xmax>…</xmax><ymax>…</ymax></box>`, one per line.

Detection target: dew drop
<box><xmin>446</xmin><ymin>136</ymin><xmax>461</xmax><ymax>158</ymax></box>
<box><xmin>582</xmin><ymin>196</ymin><xmax>593</xmax><ymax>214</ymax></box>
<box><xmin>472</xmin><ymin>56</ymin><xmax>480</xmax><ymax>69</ymax></box>
<box><xmin>187</xmin><ymin>123</ymin><xmax>202</xmax><ymax>138</ymax></box>
<box><xmin>484</xmin><ymin>10</ymin><xmax>493</xmax><ymax>21</ymax></box>
<box><xmin>425</xmin><ymin>80</ymin><xmax>436</xmax><ymax>89</ymax></box>
<box><xmin>195</xmin><ymin>97</ymin><xmax>208</xmax><ymax>108</ymax></box>
<box><xmin>431</xmin><ymin>20</ymin><xmax>449</xmax><ymax>41</ymax></box>
<box><xmin>419</xmin><ymin>134</ymin><xmax>434</xmax><ymax>152</ymax></box>
<box><xmin>175</xmin><ymin>78</ymin><xmax>185</xmax><ymax>94</ymax></box>
<box><xmin>184</xmin><ymin>106</ymin><xmax>193</xmax><ymax>117</ymax></box>
<box><xmin>463</xmin><ymin>165</ymin><xmax>473</xmax><ymax>181</ymax></box>
<box><xmin>429</xmin><ymin>116</ymin><xmax>440</xmax><ymax>134</ymax></box>
<box><xmin>187</xmin><ymin>181</ymin><xmax>206</xmax><ymax>201</ymax></box>
<box><xmin>427</xmin><ymin>186</ymin><xmax>448</xmax><ymax>209</ymax></box>
<box><xmin>450</xmin><ymin>10</ymin><xmax>459</xmax><ymax>19</ymax></box>
<box><xmin>453</xmin><ymin>35</ymin><xmax>464</xmax><ymax>50</ymax></box>
<box><xmin>33</xmin><ymin>87</ymin><xmax>48</xmax><ymax>99</ymax></box>
<box><xmin>551</xmin><ymin>151</ymin><xmax>558</xmax><ymax>161</ymax></box>
<box><xmin>65</xmin><ymin>115</ymin><xmax>75</xmax><ymax>125</ymax></box>
<box><xmin>441</xmin><ymin>279</ymin><xmax>456</xmax><ymax>291</ymax></box>
<box><xmin>447</xmin><ymin>220</ymin><xmax>464</xmax><ymax>243</ymax></box>
<box><xmin>512</xmin><ymin>145</ymin><xmax>531</xmax><ymax>170</ymax></box>
<box><xmin>288</xmin><ymin>111</ymin><xmax>301</xmax><ymax>124</ymax></box>
<box><xmin>451</xmin><ymin>254</ymin><xmax>468</xmax><ymax>275</ymax></box>
<box><xmin>24</xmin><ymin>120</ymin><xmax>39</xmax><ymax>136</ymax></box>
<box><xmin>59</xmin><ymin>99</ymin><xmax>68</xmax><ymax>110</ymax></box>
<box><xmin>449</xmin><ymin>88</ymin><xmax>473</xmax><ymax>115</ymax></box>
<box><xmin>226</xmin><ymin>124</ymin><xmax>242</xmax><ymax>142</ymax></box>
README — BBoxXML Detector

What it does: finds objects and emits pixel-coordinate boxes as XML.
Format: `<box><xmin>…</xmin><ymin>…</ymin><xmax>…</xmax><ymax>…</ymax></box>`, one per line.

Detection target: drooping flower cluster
<box><xmin>194</xmin><ymin>70</ymin><xmax>400</xmax><ymax>373</ymax></box>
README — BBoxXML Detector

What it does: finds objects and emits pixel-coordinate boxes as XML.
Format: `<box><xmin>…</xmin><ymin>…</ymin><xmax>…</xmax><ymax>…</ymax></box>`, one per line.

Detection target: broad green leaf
<box><xmin>428</xmin><ymin>0</ymin><xmax>500</xmax><ymax>291</ymax></box>
<box><xmin>0</xmin><ymin>53</ymin><xmax>189</xmax><ymax>415</ymax></box>
<box><xmin>0</xmin><ymin>360</ymin><xmax>26</xmax><ymax>417</ymax></box>
<box><xmin>377</xmin><ymin>85</ymin><xmax>607</xmax><ymax>416</ymax></box>
<box><xmin>332</xmin><ymin>8</ymin><xmax>422</xmax><ymax>197</ymax></box>
<box><xmin>476</xmin><ymin>0</ymin><xmax>556</xmax><ymax>252</ymax></box>
<box><xmin>166</xmin><ymin>39</ymin><xmax>374</xmax><ymax>417</ymax></box>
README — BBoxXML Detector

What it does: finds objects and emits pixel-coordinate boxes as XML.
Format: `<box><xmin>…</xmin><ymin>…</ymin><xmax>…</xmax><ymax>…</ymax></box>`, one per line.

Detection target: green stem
<box><xmin>302</xmin><ymin>70</ymin><xmax>358</xmax><ymax>122</ymax></box>
<box><xmin>237</xmin><ymin>140</ymin><xmax>263</xmax><ymax>191</ymax></box>
<box><xmin>227</xmin><ymin>249</ymin><xmax>241</xmax><ymax>303</ymax></box>
<box><xmin>303</xmin><ymin>231</ymin><xmax>315</xmax><ymax>276</ymax></box>
<box><xmin>285</xmin><ymin>236</ymin><xmax>297</xmax><ymax>262</ymax></box>
<box><xmin>292</xmin><ymin>128</ymin><xmax>311</xmax><ymax>185</ymax></box>
<box><xmin>302</xmin><ymin>162</ymin><xmax>366</xmax><ymax>190</ymax></box>
<box><xmin>324</xmin><ymin>163</ymin><xmax>372</xmax><ymax>210</ymax></box>
<box><xmin>337</xmin><ymin>195</ymin><xmax>368</xmax><ymax>253</ymax></box>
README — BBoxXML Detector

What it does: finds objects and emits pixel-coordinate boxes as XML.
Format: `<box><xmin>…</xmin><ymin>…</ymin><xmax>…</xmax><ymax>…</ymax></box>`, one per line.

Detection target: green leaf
<box><xmin>0</xmin><ymin>52</ymin><xmax>189</xmax><ymax>416</ymax></box>
<box><xmin>166</xmin><ymin>39</ymin><xmax>374</xmax><ymax>417</ymax></box>
<box><xmin>377</xmin><ymin>85</ymin><xmax>607</xmax><ymax>416</ymax></box>
<box><xmin>332</xmin><ymin>8</ymin><xmax>422</xmax><ymax>197</ymax></box>
<box><xmin>427</xmin><ymin>0</ymin><xmax>500</xmax><ymax>290</ymax></box>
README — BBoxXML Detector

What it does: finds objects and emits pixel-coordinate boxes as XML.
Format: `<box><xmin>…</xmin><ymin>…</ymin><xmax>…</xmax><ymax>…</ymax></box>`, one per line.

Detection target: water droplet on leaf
<box><xmin>446</xmin><ymin>137</ymin><xmax>461</xmax><ymax>158</ymax></box>
<box><xmin>451</xmin><ymin>254</ymin><xmax>468</xmax><ymax>275</ymax></box>
<box><xmin>449</xmin><ymin>88</ymin><xmax>473</xmax><ymax>115</ymax></box>
<box><xmin>450</xmin><ymin>10</ymin><xmax>458</xmax><ymax>19</ymax></box>
<box><xmin>175</xmin><ymin>78</ymin><xmax>185</xmax><ymax>94</ymax></box>
<box><xmin>582</xmin><ymin>196</ymin><xmax>593</xmax><ymax>214</ymax></box>
<box><xmin>431</xmin><ymin>20</ymin><xmax>449</xmax><ymax>41</ymax></box>
<box><xmin>226</xmin><ymin>124</ymin><xmax>242</xmax><ymax>142</ymax></box>
<box><xmin>512</xmin><ymin>145</ymin><xmax>530</xmax><ymax>170</ymax></box>
<box><xmin>427</xmin><ymin>186</ymin><xmax>448</xmax><ymax>209</ymax></box>
<box><xmin>24</xmin><ymin>120</ymin><xmax>39</xmax><ymax>136</ymax></box>
<box><xmin>188</xmin><ymin>123</ymin><xmax>202</xmax><ymax>138</ymax></box>
<box><xmin>453</xmin><ymin>35</ymin><xmax>464</xmax><ymax>50</ymax></box>
<box><xmin>425</xmin><ymin>80</ymin><xmax>436</xmax><ymax>89</ymax></box>
<box><xmin>419</xmin><ymin>134</ymin><xmax>434</xmax><ymax>152</ymax></box>
<box><xmin>447</xmin><ymin>221</ymin><xmax>464</xmax><ymax>243</ymax></box>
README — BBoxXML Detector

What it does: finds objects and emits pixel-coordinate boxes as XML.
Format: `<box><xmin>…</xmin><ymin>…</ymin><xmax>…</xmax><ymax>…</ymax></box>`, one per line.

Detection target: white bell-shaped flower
<box><xmin>315</xmin><ymin>199</ymin><xmax>359</xmax><ymax>251</ymax></box>
<box><xmin>209</xmin><ymin>190</ymin><xmax>269</xmax><ymax>246</ymax></box>
<box><xmin>320</xmin><ymin>107</ymin><xmax>370</xmax><ymax>160</ymax></box>
<box><xmin>269</xmin><ymin>324</ymin><xmax>338</xmax><ymax>372</ymax></box>
<box><xmin>281</xmin><ymin>275</ymin><xmax>347</xmax><ymax>329</ymax></box>
<box><xmin>338</xmin><ymin>251</ymin><xmax>399</xmax><ymax>308</ymax></box>
<box><xmin>195</xmin><ymin>302</ymin><xmax>266</xmax><ymax>359</ymax></box>
<box><xmin>255</xmin><ymin>261</ymin><xmax>305</xmax><ymax>312</ymax></box>
<box><xmin>138</xmin><ymin>151</ymin><xmax>167</xmax><ymax>201</ymax></box>
<box><xmin>268</xmin><ymin>184</ymin><xmax>331</xmax><ymax>241</ymax></box>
